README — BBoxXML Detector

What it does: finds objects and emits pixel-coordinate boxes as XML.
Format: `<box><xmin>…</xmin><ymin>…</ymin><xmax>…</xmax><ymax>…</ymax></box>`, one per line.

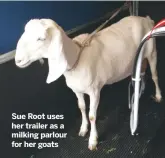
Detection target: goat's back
<box><xmin>67</xmin><ymin>16</ymin><xmax>155</xmax><ymax>92</ymax></box>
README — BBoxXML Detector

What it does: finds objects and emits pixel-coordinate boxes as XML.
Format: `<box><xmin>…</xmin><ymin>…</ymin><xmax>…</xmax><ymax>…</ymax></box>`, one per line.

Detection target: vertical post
<box><xmin>129</xmin><ymin>1</ymin><xmax>139</xmax><ymax>16</ymax></box>
<box><xmin>133</xmin><ymin>1</ymin><xmax>139</xmax><ymax>16</ymax></box>
<box><xmin>129</xmin><ymin>2</ymin><xmax>133</xmax><ymax>15</ymax></box>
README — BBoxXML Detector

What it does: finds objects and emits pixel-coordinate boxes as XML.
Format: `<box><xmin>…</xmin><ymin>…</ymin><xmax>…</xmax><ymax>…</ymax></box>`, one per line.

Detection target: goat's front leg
<box><xmin>74</xmin><ymin>92</ymin><xmax>89</xmax><ymax>137</ymax></box>
<box><xmin>88</xmin><ymin>89</ymin><xmax>100</xmax><ymax>150</ymax></box>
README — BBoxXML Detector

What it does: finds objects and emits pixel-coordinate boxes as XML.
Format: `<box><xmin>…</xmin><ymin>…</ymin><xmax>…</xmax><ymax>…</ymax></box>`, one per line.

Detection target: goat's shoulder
<box><xmin>72</xmin><ymin>33</ymin><xmax>90</xmax><ymax>44</ymax></box>
<box><xmin>64</xmin><ymin>37</ymin><xmax>102</xmax><ymax>93</ymax></box>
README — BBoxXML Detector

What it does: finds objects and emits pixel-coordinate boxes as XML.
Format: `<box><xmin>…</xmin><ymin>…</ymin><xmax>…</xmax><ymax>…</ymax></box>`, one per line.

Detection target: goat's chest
<box><xmin>64</xmin><ymin>71</ymin><xmax>93</xmax><ymax>93</ymax></box>
<box><xmin>65</xmin><ymin>78</ymin><xmax>88</xmax><ymax>93</ymax></box>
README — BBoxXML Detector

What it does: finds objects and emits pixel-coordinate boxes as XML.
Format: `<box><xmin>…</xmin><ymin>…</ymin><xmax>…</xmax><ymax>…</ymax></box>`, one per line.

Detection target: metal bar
<box><xmin>133</xmin><ymin>1</ymin><xmax>139</xmax><ymax>16</ymax></box>
<box><xmin>0</xmin><ymin>1</ymin><xmax>130</xmax><ymax>64</ymax></box>
<box><xmin>129</xmin><ymin>2</ymin><xmax>133</xmax><ymax>15</ymax></box>
<box><xmin>0</xmin><ymin>9</ymin><xmax>125</xmax><ymax>64</ymax></box>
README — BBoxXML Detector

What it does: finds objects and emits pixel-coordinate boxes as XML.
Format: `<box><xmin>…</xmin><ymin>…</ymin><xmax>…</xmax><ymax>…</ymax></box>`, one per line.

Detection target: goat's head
<box><xmin>15</xmin><ymin>19</ymin><xmax>68</xmax><ymax>84</ymax></box>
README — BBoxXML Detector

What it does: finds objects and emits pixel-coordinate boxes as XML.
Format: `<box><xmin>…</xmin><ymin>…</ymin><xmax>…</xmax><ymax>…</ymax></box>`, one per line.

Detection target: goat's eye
<box><xmin>37</xmin><ymin>37</ymin><xmax>45</xmax><ymax>41</ymax></box>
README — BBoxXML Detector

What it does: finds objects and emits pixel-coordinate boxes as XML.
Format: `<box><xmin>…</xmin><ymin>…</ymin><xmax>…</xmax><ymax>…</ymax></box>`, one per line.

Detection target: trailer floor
<box><xmin>34</xmin><ymin>78</ymin><xmax>165</xmax><ymax>158</ymax></box>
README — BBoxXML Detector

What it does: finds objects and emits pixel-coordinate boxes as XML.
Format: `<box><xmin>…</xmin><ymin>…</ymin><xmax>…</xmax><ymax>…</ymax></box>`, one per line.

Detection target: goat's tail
<box><xmin>146</xmin><ymin>15</ymin><xmax>155</xmax><ymax>25</ymax></box>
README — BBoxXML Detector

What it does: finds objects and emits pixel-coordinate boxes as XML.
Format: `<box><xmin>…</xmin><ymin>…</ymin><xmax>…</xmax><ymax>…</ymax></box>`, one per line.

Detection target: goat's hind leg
<box><xmin>140</xmin><ymin>59</ymin><xmax>148</xmax><ymax>94</ymax></box>
<box><xmin>147</xmin><ymin>50</ymin><xmax>162</xmax><ymax>102</ymax></box>
<box><xmin>74</xmin><ymin>92</ymin><xmax>89</xmax><ymax>137</ymax></box>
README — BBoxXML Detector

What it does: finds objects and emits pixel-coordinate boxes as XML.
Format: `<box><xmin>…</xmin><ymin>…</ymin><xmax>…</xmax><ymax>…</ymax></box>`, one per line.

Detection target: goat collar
<box><xmin>67</xmin><ymin>41</ymin><xmax>87</xmax><ymax>71</ymax></box>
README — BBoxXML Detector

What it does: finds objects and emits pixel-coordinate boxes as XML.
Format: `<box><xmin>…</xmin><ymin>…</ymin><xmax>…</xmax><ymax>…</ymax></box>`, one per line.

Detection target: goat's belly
<box><xmin>106</xmin><ymin>71</ymin><xmax>132</xmax><ymax>85</ymax></box>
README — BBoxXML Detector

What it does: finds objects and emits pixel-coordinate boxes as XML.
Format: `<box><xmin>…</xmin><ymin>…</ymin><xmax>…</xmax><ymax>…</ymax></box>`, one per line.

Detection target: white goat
<box><xmin>15</xmin><ymin>16</ymin><xmax>162</xmax><ymax>150</ymax></box>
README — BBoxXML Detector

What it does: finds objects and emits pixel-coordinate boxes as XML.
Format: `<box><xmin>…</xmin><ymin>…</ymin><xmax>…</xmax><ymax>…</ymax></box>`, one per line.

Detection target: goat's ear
<box><xmin>46</xmin><ymin>28</ymin><xmax>68</xmax><ymax>84</ymax></box>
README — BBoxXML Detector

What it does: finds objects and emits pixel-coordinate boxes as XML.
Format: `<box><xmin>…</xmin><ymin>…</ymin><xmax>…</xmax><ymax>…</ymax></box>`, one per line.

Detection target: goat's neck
<box><xmin>62</xmin><ymin>31</ymin><xmax>81</xmax><ymax>71</ymax></box>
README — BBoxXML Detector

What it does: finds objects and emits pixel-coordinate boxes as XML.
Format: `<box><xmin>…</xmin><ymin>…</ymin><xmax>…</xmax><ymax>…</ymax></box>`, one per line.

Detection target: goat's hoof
<box><xmin>88</xmin><ymin>139</ymin><xmax>98</xmax><ymax>151</ymax></box>
<box><xmin>78</xmin><ymin>128</ymin><xmax>88</xmax><ymax>137</ymax></box>
<box><xmin>151</xmin><ymin>95</ymin><xmax>162</xmax><ymax>103</ymax></box>
<box><xmin>39</xmin><ymin>59</ymin><xmax>44</xmax><ymax>65</ymax></box>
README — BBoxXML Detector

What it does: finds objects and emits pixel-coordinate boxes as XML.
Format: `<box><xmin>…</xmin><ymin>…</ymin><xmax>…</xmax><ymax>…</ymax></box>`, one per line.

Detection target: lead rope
<box><xmin>68</xmin><ymin>1</ymin><xmax>131</xmax><ymax>71</ymax></box>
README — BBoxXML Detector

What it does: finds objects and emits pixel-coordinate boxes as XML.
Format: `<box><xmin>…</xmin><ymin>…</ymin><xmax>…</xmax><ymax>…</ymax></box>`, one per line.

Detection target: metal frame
<box><xmin>129</xmin><ymin>1</ymin><xmax>139</xmax><ymax>16</ymax></box>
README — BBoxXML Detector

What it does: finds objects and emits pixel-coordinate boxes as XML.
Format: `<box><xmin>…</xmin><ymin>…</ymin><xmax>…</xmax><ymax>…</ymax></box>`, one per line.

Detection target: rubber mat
<box><xmin>32</xmin><ymin>78</ymin><xmax>165</xmax><ymax>158</ymax></box>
